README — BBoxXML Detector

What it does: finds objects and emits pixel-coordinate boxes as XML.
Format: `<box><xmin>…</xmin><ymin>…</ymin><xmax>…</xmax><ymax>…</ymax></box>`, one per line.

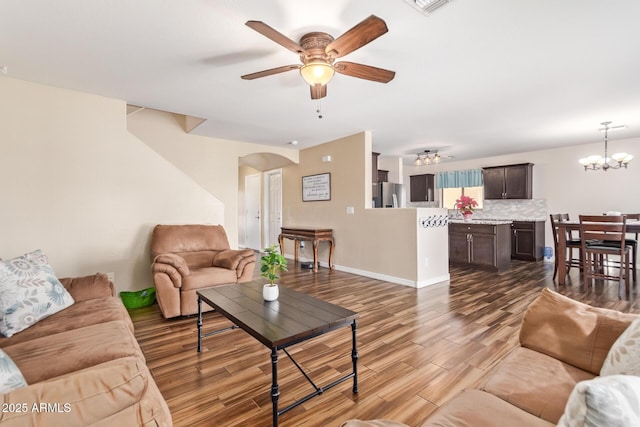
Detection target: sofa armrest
<box><xmin>0</xmin><ymin>357</ymin><xmax>150</xmax><ymax>426</ymax></box>
<box><xmin>212</xmin><ymin>249</ymin><xmax>255</xmax><ymax>273</ymax></box>
<box><xmin>152</xmin><ymin>254</ymin><xmax>190</xmax><ymax>288</ymax></box>
<box><xmin>519</xmin><ymin>288</ymin><xmax>638</xmax><ymax>375</ymax></box>
<box><xmin>59</xmin><ymin>273</ymin><xmax>114</xmax><ymax>302</ymax></box>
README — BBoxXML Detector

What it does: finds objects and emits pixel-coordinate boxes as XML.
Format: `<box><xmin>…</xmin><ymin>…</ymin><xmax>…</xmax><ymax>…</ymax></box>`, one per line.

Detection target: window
<box><xmin>442</xmin><ymin>186</ymin><xmax>484</xmax><ymax>210</ymax></box>
<box><xmin>435</xmin><ymin>169</ymin><xmax>484</xmax><ymax>209</ymax></box>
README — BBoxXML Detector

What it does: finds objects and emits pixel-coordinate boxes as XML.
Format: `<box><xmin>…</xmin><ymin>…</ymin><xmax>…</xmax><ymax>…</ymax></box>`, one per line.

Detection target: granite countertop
<box><xmin>449</xmin><ymin>219</ymin><xmax>513</xmax><ymax>225</ymax></box>
<box><xmin>487</xmin><ymin>217</ymin><xmax>547</xmax><ymax>222</ymax></box>
<box><xmin>449</xmin><ymin>217</ymin><xmax>547</xmax><ymax>223</ymax></box>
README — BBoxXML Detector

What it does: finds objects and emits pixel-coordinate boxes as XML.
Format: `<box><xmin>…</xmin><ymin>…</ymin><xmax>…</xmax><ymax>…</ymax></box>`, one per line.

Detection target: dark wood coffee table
<box><xmin>196</xmin><ymin>281</ymin><xmax>359</xmax><ymax>427</ymax></box>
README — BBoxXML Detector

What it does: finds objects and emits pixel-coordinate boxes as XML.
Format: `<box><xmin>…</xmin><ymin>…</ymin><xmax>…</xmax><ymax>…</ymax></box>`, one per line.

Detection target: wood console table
<box><xmin>278</xmin><ymin>227</ymin><xmax>335</xmax><ymax>273</ymax></box>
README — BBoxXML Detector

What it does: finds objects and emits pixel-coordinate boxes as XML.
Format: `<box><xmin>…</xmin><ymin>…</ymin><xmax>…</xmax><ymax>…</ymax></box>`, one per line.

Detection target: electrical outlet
<box><xmin>106</xmin><ymin>272</ymin><xmax>115</xmax><ymax>283</ymax></box>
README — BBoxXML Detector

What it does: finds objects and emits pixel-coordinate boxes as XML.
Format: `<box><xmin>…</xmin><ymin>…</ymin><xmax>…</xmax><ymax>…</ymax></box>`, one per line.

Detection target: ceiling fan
<box><xmin>241</xmin><ymin>15</ymin><xmax>396</xmax><ymax>99</ymax></box>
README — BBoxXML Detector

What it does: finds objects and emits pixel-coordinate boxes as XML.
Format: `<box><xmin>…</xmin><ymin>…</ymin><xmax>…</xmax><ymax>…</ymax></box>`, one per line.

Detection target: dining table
<box><xmin>555</xmin><ymin>219</ymin><xmax>640</xmax><ymax>285</ymax></box>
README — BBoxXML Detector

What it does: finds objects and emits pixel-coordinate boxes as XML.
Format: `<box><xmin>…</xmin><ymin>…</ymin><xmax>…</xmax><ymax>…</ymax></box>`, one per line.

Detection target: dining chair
<box><xmin>549</xmin><ymin>213</ymin><xmax>582</xmax><ymax>281</ymax></box>
<box><xmin>601</xmin><ymin>213</ymin><xmax>638</xmax><ymax>284</ymax></box>
<box><xmin>623</xmin><ymin>213</ymin><xmax>638</xmax><ymax>283</ymax></box>
<box><xmin>579</xmin><ymin>215</ymin><xmax>631</xmax><ymax>298</ymax></box>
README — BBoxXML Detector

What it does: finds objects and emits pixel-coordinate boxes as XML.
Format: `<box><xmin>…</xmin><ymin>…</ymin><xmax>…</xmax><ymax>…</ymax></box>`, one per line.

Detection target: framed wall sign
<box><xmin>302</xmin><ymin>173</ymin><xmax>331</xmax><ymax>201</ymax></box>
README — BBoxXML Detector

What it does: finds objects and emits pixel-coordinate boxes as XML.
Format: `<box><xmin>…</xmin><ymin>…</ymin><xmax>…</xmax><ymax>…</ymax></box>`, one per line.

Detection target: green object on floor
<box><xmin>120</xmin><ymin>287</ymin><xmax>156</xmax><ymax>309</ymax></box>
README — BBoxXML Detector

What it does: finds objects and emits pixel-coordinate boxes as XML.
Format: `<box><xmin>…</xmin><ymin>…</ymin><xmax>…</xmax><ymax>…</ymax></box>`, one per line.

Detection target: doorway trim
<box><xmin>263</xmin><ymin>169</ymin><xmax>283</xmax><ymax>248</ymax></box>
<box><xmin>244</xmin><ymin>173</ymin><xmax>261</xmax><ymax>250</ymax></box>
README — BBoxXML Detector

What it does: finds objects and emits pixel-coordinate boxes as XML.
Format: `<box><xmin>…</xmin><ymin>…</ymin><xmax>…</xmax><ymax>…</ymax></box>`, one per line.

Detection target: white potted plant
<box><xmin>260</xmin><ymin>244</ymin><xmax>288</xmax><ymax>301</ymax></box>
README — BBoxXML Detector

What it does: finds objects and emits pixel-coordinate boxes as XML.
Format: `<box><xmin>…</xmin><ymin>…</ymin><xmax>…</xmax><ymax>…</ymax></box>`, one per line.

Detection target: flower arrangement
<box><xmin>260</xmin><ymin>244</ymin><xmax>288</xmax><ymax>286</ymax></box>
<box><xmin>454</xmin><ymin>195</ymin><xmax>478</xmax><ymax>215</ymax></box>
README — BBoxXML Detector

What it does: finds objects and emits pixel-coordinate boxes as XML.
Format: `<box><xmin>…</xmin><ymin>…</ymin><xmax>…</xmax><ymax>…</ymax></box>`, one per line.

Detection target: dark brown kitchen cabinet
<box><xmin>511</xmin><ymin>220</ymin><xmax>545</xmax><ymax>261</ymax></box>
<box><xmin>372</xmin><ymin>152</ymin><xmax>380</xmax><ymax>184</ymax></box>
<box><xmin>483</xmin><ymin>163</ymin><xmax>533</xmax><ymax>199</ymax></box>
<box><xmin>410</xmin><ymin>173</ymin><xmax>435</xmax><ymax>202</ymax></box>
<box><xmin>449</xmin><ymin>223</ymin><xmax>511</xmax><ymax>272</ymax></box>
<box><xmin>377</xmin><ymin>170</ymin><xmax>389</xmax><ymax>183</ymax></box>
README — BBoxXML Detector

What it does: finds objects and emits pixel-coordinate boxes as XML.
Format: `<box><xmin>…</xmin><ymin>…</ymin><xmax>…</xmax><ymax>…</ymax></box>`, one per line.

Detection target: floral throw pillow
<box><xmin>601</xmin><ymin>317</ymin><xmax>640</xmax><ymax>376</ymax></box>
<box><xmin>0</xmin><ymin>249</ymin><xmax>74</xmax><ymax>337</ymax></box>
<box><xmin>0</xmin><ymin>349</ymin><xmax>27</xmax><ymax>393</ymax></box>
<box><xmin>557</xmin><ymin>375</ymin><xmax>640</xmax><ymax>427</ymax></box>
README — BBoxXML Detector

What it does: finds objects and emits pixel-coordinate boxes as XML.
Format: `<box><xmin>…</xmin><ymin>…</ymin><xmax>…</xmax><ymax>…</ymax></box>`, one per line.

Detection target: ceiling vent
<box><xmin>404</xmin><ymin>0</ymin><xmax>454</xmax><ymax>15</ymax></box>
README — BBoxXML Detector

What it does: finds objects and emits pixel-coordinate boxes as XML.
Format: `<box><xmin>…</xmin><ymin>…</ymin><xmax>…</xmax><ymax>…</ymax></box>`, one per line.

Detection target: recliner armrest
<box><xmin>152</xmin><ymin>254</ymin><xmax>190</xmax><ymax>288</ymax></box>
<box><xmin>59</xmin><ymin>273</ymin><xmax>114</xmax><ymax>302</ymax></box>
<box><xmin>212</xmin><ymin>249</ymin><xmax>255</xmax><ymax>271</ymax></box>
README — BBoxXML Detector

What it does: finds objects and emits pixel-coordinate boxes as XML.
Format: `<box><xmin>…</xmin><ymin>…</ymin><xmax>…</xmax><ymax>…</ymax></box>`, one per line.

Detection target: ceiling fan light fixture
<box><xmin>300</xmin><ymin>62</ymin><xmax>335</xmax><ymax>86</ymax></box>
<box><xmin>243</xmin><ymin>17</ymin><xmax>393</xmax><ymax>100</ymax></box>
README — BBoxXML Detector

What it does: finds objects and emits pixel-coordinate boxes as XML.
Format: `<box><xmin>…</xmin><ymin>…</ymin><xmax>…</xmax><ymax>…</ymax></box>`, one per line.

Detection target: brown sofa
<box><xmin>343</xmin><ymin>288</ymin><xmax>639</xmax><ymax>427</ymax></box>
<box><xmin>0</xmin><ymin>273</ymin><xmax>171</xmax><ymax>427</ymax></box>
<box><xmin>150</xmin><ymin>224</ymin><xmax>256</xmax><ymax>318</ymax></box>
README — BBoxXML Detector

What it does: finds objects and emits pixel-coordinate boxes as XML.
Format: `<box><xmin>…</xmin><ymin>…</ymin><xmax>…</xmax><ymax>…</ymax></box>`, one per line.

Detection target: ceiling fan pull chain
<box><xmin>317</xmin><ymin>99</ymin><xmax>323</xmax><ymax>119</ymax></box>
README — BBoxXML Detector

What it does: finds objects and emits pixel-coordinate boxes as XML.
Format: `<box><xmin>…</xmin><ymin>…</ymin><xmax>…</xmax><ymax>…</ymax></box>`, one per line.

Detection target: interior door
<box><xmin>267</xmin><ymin>171</ymin><xmax>282</xmax><ymax>247</ymax></box>
<box><xmin>245</xmin><ymin>174</ymin><xmax>261</xmax><ymax>250</ymax></box>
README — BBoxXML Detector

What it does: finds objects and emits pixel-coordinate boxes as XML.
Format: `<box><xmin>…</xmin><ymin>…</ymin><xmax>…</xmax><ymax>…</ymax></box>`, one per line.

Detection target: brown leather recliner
<box><xmin>150</xmin><ymin>224</ymin><xmax>256</xmax><ymax>318</ymax></box>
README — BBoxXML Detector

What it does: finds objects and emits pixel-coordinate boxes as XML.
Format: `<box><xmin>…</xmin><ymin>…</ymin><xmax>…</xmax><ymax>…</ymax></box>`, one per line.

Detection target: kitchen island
<box><xmin>448</xmin><ymin>219</ymin><xmax>512</xmax><ymax>272</ymax></box>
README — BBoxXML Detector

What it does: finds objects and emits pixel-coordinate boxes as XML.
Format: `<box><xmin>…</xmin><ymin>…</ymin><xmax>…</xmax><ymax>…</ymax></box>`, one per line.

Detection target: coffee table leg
<box><xmin>351</xmin><ymin>320</ymin><xmax>359</xmax><ymax>394</ymax></box>
<box><xmin>271</xmin><ymin>348</ymin><xmax>280</xmax><ymax>426</ymax></box>
<box><xmin>197</xmin><ymin>296</ymin><xmax>202</xmax><ymax>352</ymax></box>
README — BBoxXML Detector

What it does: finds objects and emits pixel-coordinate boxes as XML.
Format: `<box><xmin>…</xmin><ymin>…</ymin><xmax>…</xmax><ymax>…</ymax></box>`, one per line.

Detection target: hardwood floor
<box><xmin>130</xmin><ymin>260</ymin><xmax>640</xmax><ymax>427</ymax></box>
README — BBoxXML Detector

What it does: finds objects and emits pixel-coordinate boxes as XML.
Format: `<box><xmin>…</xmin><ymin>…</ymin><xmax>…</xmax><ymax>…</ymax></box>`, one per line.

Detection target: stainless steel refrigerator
<box><xmin>375</xmin><ymin>182</ymin><xmax>404</xmax><ymax>208</ymax></box>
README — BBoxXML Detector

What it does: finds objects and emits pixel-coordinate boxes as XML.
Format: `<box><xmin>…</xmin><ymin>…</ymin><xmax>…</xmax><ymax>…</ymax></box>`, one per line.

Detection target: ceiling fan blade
<box><xmin>334</xmin><ymin>61</ymin><xmax>395</xmax><ymax>83</ymax></box>
<box><xmin>325</xmin><ymin>15</ymin><xmax>388</xmax><ymax>59</ymax></box>
<box><xmin>241</xmin><ymin>65</ymin><xmax>300</xmax><ymax>80</ymax></box>
<box><xmin>245</xmin><ymin>21</ymin><xmax>304</xmax><ymax>55</ymax></box>
<box><xmin>310</xmin><ymin>84</ymin><xmax>327</xmax><ymax>99</ymax></box>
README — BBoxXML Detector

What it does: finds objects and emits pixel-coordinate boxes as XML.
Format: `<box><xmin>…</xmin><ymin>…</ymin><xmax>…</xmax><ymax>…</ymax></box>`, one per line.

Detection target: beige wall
<box><xmin>0</xmin><ymin>78</ymin><xmax>297</xmax><ymax>293</ymax></box>
<box><xmin>0</xmin><ymin>77</ymin><xmax>224</xmax><ymax>293</ymax></box>
<box><xmin>281</xmin><ymin>132</ymin><xmax>441</xmax><ymax>283</ymax></box>
<box><xmin>126</xmin><ymin>108</ymin><xmax>298</xmax><ymax>248</ymax></box>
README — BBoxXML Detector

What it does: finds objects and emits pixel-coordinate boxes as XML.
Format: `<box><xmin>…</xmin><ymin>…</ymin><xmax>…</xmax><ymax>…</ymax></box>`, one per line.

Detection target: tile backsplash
<box><xmin>449</xmin><ymin>199</ymin><xmax>548</xmax><ymax>221</ymax></box>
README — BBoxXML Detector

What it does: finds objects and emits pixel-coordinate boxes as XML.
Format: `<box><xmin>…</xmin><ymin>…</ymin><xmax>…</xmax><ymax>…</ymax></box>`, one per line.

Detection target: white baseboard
<box><xmin>283</xmin><ymin>254</ymin><xmax>450</xmax><ymax>289</ymax></box>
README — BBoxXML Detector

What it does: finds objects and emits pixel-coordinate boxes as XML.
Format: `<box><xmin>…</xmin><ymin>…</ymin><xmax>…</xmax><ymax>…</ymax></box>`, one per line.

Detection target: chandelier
<box><xmin>579</xmin><ymin>121</ymin><xmax>632</xmax><ymax>171</ymax></box>
<box><xmin>414</xmin><ymin>150</ymin><xmax>441</xmax><ymax>166</ymax></box>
